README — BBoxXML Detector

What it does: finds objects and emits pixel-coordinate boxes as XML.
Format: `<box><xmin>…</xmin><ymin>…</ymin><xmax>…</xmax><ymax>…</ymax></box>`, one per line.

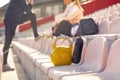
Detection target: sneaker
<box><xmin>2</xmin><ymin>64</ymin><xmax>14</xmax><ymax>72</ymax></box>
<box><xmin>35</xmin><ymin>35</ymin><xmax>41</xmax><ymax>41</ymax></box>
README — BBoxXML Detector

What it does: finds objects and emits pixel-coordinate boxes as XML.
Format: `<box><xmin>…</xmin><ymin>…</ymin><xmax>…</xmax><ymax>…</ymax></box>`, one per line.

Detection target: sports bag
<box><xmin>72</xmin><ymin>37</ymin><xmax>83</xmax><ymax>64</ymax></box>
<box><xmin>74</xmin><ymin>18</ymin><xmax>98</xmax><ymax>36</ymax></box>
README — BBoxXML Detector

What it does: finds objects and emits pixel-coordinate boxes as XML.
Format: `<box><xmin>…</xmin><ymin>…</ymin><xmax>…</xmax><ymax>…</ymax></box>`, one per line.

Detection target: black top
<box><xmin>4</xmin><ymin>0</ymin><xmax>31</xmax><ymax>22</ymax></box>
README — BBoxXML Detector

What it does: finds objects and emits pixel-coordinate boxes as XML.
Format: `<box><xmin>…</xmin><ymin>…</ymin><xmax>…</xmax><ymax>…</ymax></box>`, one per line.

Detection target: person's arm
<box><xmin>54</xmin><ymin>13</ymin><xmax>65</xmax><ymax>27</ymax></box>
<box><xmin>18</xmin><ymin>0</ymin><xmax>31</xmax><ymax>13</ymax></box>
<box><xmin>28</xmin><ymin>0</ymin><xmax>34</xmax><ymax>9</ymax></box>
<box><xmin>28</xmin><ymin>0</ymin><xmax>34</xmax><ymax>5</ymax></box>
<box><xmin>64</xmin><ymin>5</ymin><xmax>84</xmax><ymax>24</ymax></box>
<box><xmin>64</xmin><ymin>10</ymin><xmax>81</xmax><ymax>21</ymax></box>
<box><xmin>53</xmin><ymin>10</ymin><xmax>80</xmax><ymax>26</ymax></box>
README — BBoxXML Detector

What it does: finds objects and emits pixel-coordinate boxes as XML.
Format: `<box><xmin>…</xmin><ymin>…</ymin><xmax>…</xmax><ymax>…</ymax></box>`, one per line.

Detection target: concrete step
<box><xmin>0</xmin><ymin>44</ymin><xmax>30</xmax><ymax>80</ymax></box>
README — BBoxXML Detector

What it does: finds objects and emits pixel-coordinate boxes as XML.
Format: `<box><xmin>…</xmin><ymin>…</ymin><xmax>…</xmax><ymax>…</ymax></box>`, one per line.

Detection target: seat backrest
<box><xmin>102</xmin><ymin>39</ymin><xmax>120</xmax><ymax>78</ymax></box>
<box><xmin>109</xmin><ymin>5</ymin><xmax>118</xmax><ymax>14</ymax></box>
<box><xmin>81</xmin><ymin>37</ymin><xmax>108</xmax><ymax>72</ymax></box>
<box><xmin>110</xmin><ymin>11</ymin><xmax>119</xmax><ymax>21</ymax></box>
<box><xmin>38</xmin><ymin>37</ymin><xmax>47</xmax><ymax>51</ymax></box>
<box><xmin>109</xmin><ymin>17</ymin><xmax>120</xmax><ymax>34</ymax></box>
<box><xmin>47</xmin><ymin>38</ymin><xmax>54</xmax><ymax>53</ymax></box>
<box><xmin>103</xmin><ymin>14</ymin><xmax>110</xmax><ymax>21</ymax></box>
<box><xmin>43</xmin><ymin>37</ymin><xmax>52</xmax><ymax>53</ymax></box>
<box><xmin>98</xmin><ymin>20</ymin><xmax>110</xmax><ymax>34</ymax></box>
<box><xmin>116</xmin><ymin>3</ymin><xmax>120</xmax><ymax>11</ymax></box>
<box><xmin>18</xmin><ymin>37</ymin><xmax>35</xmax><ymax>47</ymax></box>
<box><xmin>79</xmin><ymin>37</ymin><xmax>87</xmax><ymax>64</ymax></box>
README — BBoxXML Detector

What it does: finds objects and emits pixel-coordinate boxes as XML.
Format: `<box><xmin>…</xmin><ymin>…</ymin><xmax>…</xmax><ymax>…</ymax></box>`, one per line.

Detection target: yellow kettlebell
<box><xmin>50</xmin><ymin>36</ymin><xmax>73</xmax><ymax>66</ymax></box>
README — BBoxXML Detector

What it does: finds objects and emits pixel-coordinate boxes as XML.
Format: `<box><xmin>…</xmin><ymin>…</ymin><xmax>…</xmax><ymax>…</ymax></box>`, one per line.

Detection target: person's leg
<box><xmin>3</xmin><ymin>20</ymin><xmax>17</xmax><ymax>71</ymax></box>
<box><xmin>21</xmin><ymin>12</ymin><xmax>39</xmax><ymax>38</ymax></box>
<box><xmin>54</xmin><ymin>20</ymin><xmax>73</xmax><ymax>37</ymax></box>
<box><xmin>30</xmin><ymin>13</ymin><xmax>39</xmax><ymax>37</ymax></box>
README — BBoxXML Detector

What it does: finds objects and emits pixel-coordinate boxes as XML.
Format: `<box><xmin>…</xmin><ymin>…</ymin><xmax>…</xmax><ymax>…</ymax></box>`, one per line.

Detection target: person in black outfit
<box><xmin>2</xmin><ymin>0</ymin><xmax>40</xmax><ymax>72</ymax></box>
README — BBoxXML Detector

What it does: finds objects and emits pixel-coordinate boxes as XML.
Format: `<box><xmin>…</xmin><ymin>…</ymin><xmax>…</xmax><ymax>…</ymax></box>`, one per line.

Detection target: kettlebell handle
<box><xmin>52</xmin><ymin>36</ymin><xmax>73</xmax><ymax>50</ymax></box>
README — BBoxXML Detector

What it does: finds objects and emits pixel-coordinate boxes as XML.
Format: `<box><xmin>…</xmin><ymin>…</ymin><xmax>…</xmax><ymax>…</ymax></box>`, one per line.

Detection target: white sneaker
<box><xmin>35</xmin><ymin>35</ymin><xmax>41</xmax><ymax>41</ymax></box>
<box><xmin>2</xmin><ymin>64</ymin><xmax>14</xmax><ymax>72</ymax></box>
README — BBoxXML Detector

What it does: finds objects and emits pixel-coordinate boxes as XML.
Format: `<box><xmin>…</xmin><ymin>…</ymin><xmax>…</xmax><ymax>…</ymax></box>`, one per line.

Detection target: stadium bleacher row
<box><xmin>12</xmin><ymin>34</ymin><xmax>120</xmax><ymax>80</ymax></box>
<box><xmin>85</xmin><ymin>3</ymin><xmax>120</xmax><ymax>34</ymax></box>
<box><xmin>0</xmin><ymin>3</ymin><xmax>120</xmax><ymax>80</ymax></box>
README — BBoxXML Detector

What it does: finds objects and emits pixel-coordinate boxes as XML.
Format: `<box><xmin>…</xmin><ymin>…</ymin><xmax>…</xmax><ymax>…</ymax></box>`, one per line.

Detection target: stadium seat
<box><xmin>109</xmin><ymin>17</ymin><xmax>120</xmax><ymax>33</ymax></box>
<box><xmin>103</xmin><ymin>14</ymin><xmax>110</xmax><ymax>21</ymax></box>
<box><xmin>116</xmin><ymin>3</ymin><xmax>120</xmax><ymax>11</ymax></box>
<box><xmin>43</xmin><ymin>37</ymin><xmax>53</xmax><ymax>53</ymax></box>
<box><xmin>61</xmin><ymin>39</ymin><xmax>120</xmax><ymax>80</ymax></box>
<box><xmin>98</xmin><ymin>19</ymin><xmax>110</xmax><ymax>34</ymax></box>
<box><xmin>110</xmin><ymin>11</ymin><xmax>119</xmax><ymax>21</ymax></box>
